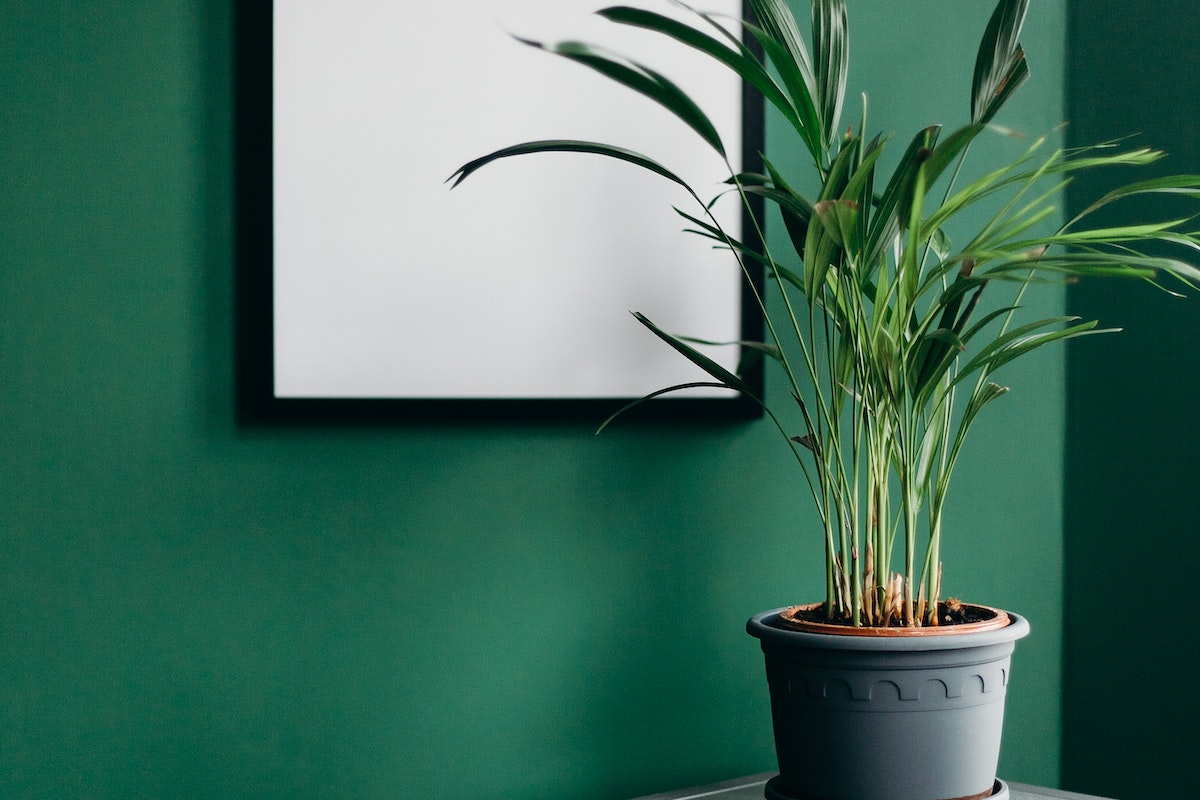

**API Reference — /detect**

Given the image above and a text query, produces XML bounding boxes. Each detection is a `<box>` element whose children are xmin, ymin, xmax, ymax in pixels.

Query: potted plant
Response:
<box><xmin>450</xmin><ymin>1</ymin><xmax>1200</xmax><ymax>798</ymax></box>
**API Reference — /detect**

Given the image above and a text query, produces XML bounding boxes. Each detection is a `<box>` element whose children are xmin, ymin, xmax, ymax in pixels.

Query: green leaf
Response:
<box><xmin>671</xmin><ymin>207</ymin><xmax>766</xmax><ymax>267</ymax></box>
<box><xmin>944</xmin><ymin>381</ymin><xmax>1012</xmax><ymax>473</ymax></box>
<box><xmin>1066</xmin><ymin>173</ymin><xmax>1200</xmax><ymax>228</ymax></box>
<box><xmin>1048</xmin><ymin>219</ymin><xmax>1193</xmax><ymax>244</ymax></box>
<box><xmin>957</xmin><ymin>304</ymin><xmax>1020</xmax><ymax>345</ymax></box>
<box><xmin>820</xmin><ymin>133</ymin><xmax>860</xmax><ymax>201</ymax></box>
<box><xmin>766</xmin><ymin>261</ymin><xmax>806</xmax><ymax>292</ymax></box>
<box><xmin>595</xmin><ymin>382</ymin><xmax>733</xmax><ymax>434</ymax></box>
<box><xmin>920</xmin><ymin>327</ymin><xmax>967</xmax><ymax>349</ymax></box>
<box><xmin>971</xmin><ymin>0</ymin><xmax>1031</xmax><ymax>125</ymax></box>
<box><xmin>910</xmin><ymin>296</ymin><xmax>1002</xmax><ymax>407</ymax></box>
<box><xmin>803</xmin><ymin>203</ymin><xmax>835</xmax><ymax>302</ymax></box>
<box><xmin>449</xmin><ymin>139</ymin><xmax>701</xmax><ymax>206</ymax></box>
<box><xmin>976</xmin><ymin>46</ymin><xmax>1028</xmax><ymax>126</ymax></box>
<box><xmin>862</xmin><ymin>125</ymin><xmax>940</xmax><ymax>271</ymax></box>
<box><xmin>802</xmin><ymin>138</ymin><xmax>866</xmax><ymax>299</ymax></box>
<box><xmin>748</xmin><ymin>0</ymin><xmax>815</xmax><ymax>91</ymax></box>
<box><xmin>956</xmin><ymin>382</ymin><xmax>1012</xmax><ymax>455</ymax></box>
<box><xmin>814</xmin><ymin>199</ymin><xmax>860</xmax><ymax>249</ymax></box>
<box><xmin>977</xmin><ymin>250</ymin><xmax>1197</xmax><ymax>283</ymax></box>
<box><xmin>745</xmin><ymin>1</ymin><xmax>823</xmax><ymax>159</ymax></box>
<box><xmin>740</xmin><ymin>184</ymin><xmax>815</xmax><ymax>225</ymax></box>
<box><xmin>837</xmin><ymin>135</ymin><xmax>886</xmax><ymax>260</ymax></box>
<box><xmin>677</xmin><ymin>335</ymin><xmax>784</xmax><ymax>377</ymax></box>
<box><xmin>631</xmin><ymin>312</ymin><xmax>752</xmax><ymax>393</ymax></box>
<box><xmin>515</xmin><ymin>37</ymin><xmax>725</xmax><ymax>156</ymax></box>
<box><xmin>760</xmin><ymin>156</ymin><xmax>815</xmax><ymax>257</ymax></box>
<box><xmin>924</xmin><ymin>123</ymin><xmax>987</xmax><ymax>186</ymax></box>
<box><xmin>812</xmin><ymin>0</ymin><xmax>849</xmax><ymax>146</ymax></box>
<box><xmin>897</xmin><ymin>157</ymin><xmax>930</xmax><ymax>318</ymax></box>
<box><xmin>735</xmin><ymin>346</ymin><xmax>775</xmax><ymax>377</ymax></box>
<box><xmin>597</xmin><ymin>5</ymin><xmax>805</xmax><ymax>138</ymax></box>
<box><xmin>954</xmin><ymin>317</ymin><xmax>1105</xmax><ymax>385</ymax></box>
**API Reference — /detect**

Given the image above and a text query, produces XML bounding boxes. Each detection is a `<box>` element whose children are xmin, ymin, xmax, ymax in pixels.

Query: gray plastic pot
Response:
<box><xmin>747</xmin><ymin>607</ymin><xmax>1030</xmax><ymax>800</ymax></box>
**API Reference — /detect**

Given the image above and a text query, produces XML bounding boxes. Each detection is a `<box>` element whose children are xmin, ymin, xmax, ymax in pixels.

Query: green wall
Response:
<box><xmin>1063</xmin><ymin>1</ymin><xmax>1200</xmax><ymax>798</ymax></box>
<box><xmin>1</xmin><ymin>2</ymin><xmax>1065</xmax><ymax>798</ymax></box>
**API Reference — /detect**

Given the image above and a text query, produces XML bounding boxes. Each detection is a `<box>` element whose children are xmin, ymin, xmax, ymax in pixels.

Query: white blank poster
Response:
<box><xmin>273</xmin><ymin>0</ymin><xmax>745</xmax><ymax>399</ymax></box>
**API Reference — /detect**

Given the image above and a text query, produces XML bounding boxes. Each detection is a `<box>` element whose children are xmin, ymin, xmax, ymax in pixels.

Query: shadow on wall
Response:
<box><xmin>1064</xmin><ymin>1</ymin><xmax>1200</xmax><ymax>798</ymax></box>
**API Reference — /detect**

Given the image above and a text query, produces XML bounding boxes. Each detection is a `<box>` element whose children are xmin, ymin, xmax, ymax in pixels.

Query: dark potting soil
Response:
<box><xmin>787</xmin><ymin>598</ymin><xmax>996</xmax><ymax>628</ymax></box>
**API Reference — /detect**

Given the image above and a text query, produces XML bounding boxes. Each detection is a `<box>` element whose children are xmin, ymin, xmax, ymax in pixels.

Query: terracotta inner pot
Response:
<box><xmin>776</xmin><ymin>601</ymin><xmax>1011</xmax><ymax>637</ymax></box>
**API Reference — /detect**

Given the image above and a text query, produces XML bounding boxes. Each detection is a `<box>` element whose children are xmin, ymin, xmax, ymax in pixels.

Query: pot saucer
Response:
<box><xmin>763</xmin><ymin>776</ymin><xmax>1010</xmax><ymax>800</ymax></box>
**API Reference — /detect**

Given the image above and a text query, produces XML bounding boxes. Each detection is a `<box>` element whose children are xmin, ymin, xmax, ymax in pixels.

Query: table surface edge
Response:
<box><xmin>626</xmin><ymin>774</ymin><xmax>1115</xmax><ymax>800</ymax></box>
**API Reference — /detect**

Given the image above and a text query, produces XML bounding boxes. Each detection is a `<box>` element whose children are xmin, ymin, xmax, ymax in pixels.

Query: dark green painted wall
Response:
<box><xmin>1063</xmin><ymin>2</ymin><xmax>1200</xmax><ymax>798</ymax></box>
<box><xmin>2</xmin><ymin>2</ymin><xmax>1065</xmax><ymax>798</ymax></box>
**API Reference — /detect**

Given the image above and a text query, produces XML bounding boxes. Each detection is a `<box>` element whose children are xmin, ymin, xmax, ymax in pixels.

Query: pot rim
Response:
<box><xmin>778</xmin><ymin>601</ymin><xmax>1010</xmax><ymax>637</ymax></box>
<box><xmin>747</xmin><ymin>605</ymin><xmax>1030</xmax><ymax>651</ymax></box>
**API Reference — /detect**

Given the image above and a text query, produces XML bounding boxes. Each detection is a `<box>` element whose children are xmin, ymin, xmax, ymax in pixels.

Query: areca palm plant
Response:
<box><xmin>450</xmin><ymin>0</ymin><xmax>1200</xmax><ymax>626</ymax></box>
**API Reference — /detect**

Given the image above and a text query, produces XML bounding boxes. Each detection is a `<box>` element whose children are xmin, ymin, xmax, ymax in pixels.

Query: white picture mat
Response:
<box><xmin>273</xmin><ymin>0</ymin><xmax>745</xmax><ymax>399</ymax></box>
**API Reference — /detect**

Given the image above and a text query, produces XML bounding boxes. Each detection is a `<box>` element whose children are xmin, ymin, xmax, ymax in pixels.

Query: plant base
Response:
<box><xmin>778</xmin><ymin>601</ymin><xmax>1010</xmax><ymax>636</ymax></box>
<box><xmin>763</xmin><ymin>776</ymin><xmax>1010</xmax><ymax>800</ymax></box>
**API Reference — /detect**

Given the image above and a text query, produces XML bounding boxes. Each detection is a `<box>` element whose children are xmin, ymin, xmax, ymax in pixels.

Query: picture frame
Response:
<box><xmin>236</xmin><ymin>1</ymin><xmax>763</xmax><ymax>422</ymax></box>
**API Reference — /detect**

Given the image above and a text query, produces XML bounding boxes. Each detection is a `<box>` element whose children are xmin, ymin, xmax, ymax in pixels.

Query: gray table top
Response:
<box><xmin>628</xmin><ymin>773</ymin><xmax>1114</xmax><ymax>800</ymax></box>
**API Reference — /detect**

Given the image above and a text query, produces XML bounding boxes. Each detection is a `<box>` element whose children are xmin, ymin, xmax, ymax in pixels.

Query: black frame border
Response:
<box><xmin>235</xmin><ymin>2</ymin><xmax>765</xmax><ymax>425</ymax></box>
